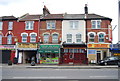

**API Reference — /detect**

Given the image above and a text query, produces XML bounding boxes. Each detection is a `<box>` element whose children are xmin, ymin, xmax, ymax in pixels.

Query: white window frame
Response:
<box><xmin>52</xmin><ymin>34</ymin><xmax>58</xmax><ymax>43</ymax></box>
<box><xmin>46</xmin><ymin>21</ymin><xmax>56</xmax><ymax>29</ymax></box>
<box><xmin>25</xmin><ymin>21</ymin><xmax>34</xmax><ymax>30</ymax></box>
<box><xmin>7</xmin><ymin>34</ymin><xmax>12</xmax><ymax>44</ymax></box>
<box><xmin>30</xmin><ymin>33</ymin><xmax>37</xmax><ymax>42</ymax></box>
<box><xmin>43</xmin><ymin>34</ymin><xmax>49</xmax><ymax>43</ymax></box>
<box><xmin>98</xmin><ymin>33</ymin><xmax>105</xmax><ymax>43</ymax></box>
<box><xmin>21</xmin><ymin>33</ymin><xmax>28</xmax><ymax>42</ymax></box>
<box><xmin>0</xmin><ymin>35</ymin><xmax>2</xmax><ymax>44</ymax></box>
<box><xmin>8</xmin><ymin>22</ymin><xmax>13</xmax><ymax>30</ymax></box>
<box><xmin>70</xmin><ymin>21</ymin><xmax>78</xmax><ymax>29</ymax></box>
<box><xmin>76</xmin><ymin>34</ymin><xmax>82</xmax><ymax>43</ymax></box>
<box><xmin>67</xmin><ymin>34</ymin><xmax>72</xmax><ymax>43</ymax></box>
<box><xmin>91</xmin><ymin>20</ymin><xmax>101</xmax><ymax>29</ymax></box>
<box><xmin>0</xmin><ymin>22</ymin><xmax>3</xmax><ymax>30</ymax></box>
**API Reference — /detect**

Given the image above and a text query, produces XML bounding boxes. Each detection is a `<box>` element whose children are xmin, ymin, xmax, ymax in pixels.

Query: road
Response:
<box><xmin>1</xmin><ymin>66</ymin><xmax>119</xmax><ymax>80</ymax></box>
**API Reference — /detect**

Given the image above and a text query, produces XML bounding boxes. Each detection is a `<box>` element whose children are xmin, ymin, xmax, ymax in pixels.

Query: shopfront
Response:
<box><xmin>110</xmin><ymin>44</ymin><xmax>120</xmax><ymax>57</ymax></box>
<box><xmin>17</xmin><ymin>43</ymin><xmax>38</xmax><ymax>64</ymax></box>
<box><xmin>87</xmin><ymin>44</ymin><xmax>110</xmax><ymax>63</ymax></box>
<box><xmin>0</xmin><ymin>45</ymin><xmax>15</xmax><ymax>63</ymax></box>
<box><xmin>60</xmin><ymin>43</ymin><xmax>87</xmax><ymax>65</ymax></box>
<box><xmin>38</xmin><ymin>45</ymin><xmax>60</xmax><ymax>64</ymax></box>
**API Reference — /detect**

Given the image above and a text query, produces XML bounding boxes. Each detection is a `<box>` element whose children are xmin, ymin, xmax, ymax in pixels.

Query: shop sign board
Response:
<box><xmin>88</xmin><ymin>44</ymin><xmax>109</xmax><ymax>48</ymax></box>
<box><xmin>0</xmin><ymin>45</ymin><xmax>15</xmax><ymax>50</ymax></box>
<box><xmin>18</xmin><ymin>43</ymin><xmax>37</xmax><ymax>48</ymax></box>
<box><xmin>39</xmin><ymin>45</ymin><xmax>60</xmax><ymax>53</ymax></box>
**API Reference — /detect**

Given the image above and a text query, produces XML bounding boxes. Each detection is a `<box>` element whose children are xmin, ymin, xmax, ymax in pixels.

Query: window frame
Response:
<box><xmin>67</xmin><ymin>34</ymin><xmax>72</xmax><ymax>43</ymax></box>
<box><xmin>25</xmin><ymin>21</ymin><xmax>34</xmax><ymax>30</ymax></box>
<box><xmin>46</xmin><ymin>21</ymin><xmax>56</xmax><ymax>29</ymax></box>
<box><xmin>98</xmin><ymin>33</ymin><xmax>105</xmax><ymax>43</ymax></box>
<box><xmin>76</xmin><ymin>34</ymin><xmax>82</xmax><ymax>43</ymax></box>
<box><xmin>91</xmin><ymin>20</ymin><xmax>101</xmax><ymax>29</ymax></box>
<box><xmin>52</xmin><ymin>34</ymin><xmax>58</xmax><ymax>43</ymax></box>
<box><xmin>89</xmin><ymin>33</ymin><xmax>95</xmax><ymax>43</ymax></box>
<box><xmin>22</xmin><ymin>34</ymin><xmax>28</xmax><ymax>42</ymax></box>
<box><xmin>30</xmin><ymin>34</ymin><xmax>36</xmax><ymax>42</ymax></box>
<box><xmin>0</xmin><ymin>35</ymin><xmax>2</xmax><ymax>44</ymax></box>
<box><xmin>7</xmin><ymin>34</ymin><xmax>12</xmax><ymax>44</ymax></box>
<box><xmin>69</xmin><ymin>21</ymin><xmax>79</xmax><ymax>29</ymax></box>
<box><xmin>43</xmin><ymin>34</ymin><xmax>49</xmax><ymax>43</ymax></box>
<box><xmin>8</xmin><ymin>22</ymin><xmax>13</xmax><ymax>30</ymax></box>
<box><xmin>0</xmin><ymin>22</ymin><xmax>3</xmax><ymax>30</ymax></box>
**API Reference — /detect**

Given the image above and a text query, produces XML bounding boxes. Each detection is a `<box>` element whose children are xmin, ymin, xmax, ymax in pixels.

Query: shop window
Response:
<box><xmin>99</xmin><ymin>33</ymin><xmax>104</xmax><ymax>42</ymax></box>
<box><xmin>8</xmin><ymin>22</ymin><xmax>13</xmax><ymax>30</ymax></box>
<box><xmin>22</xmin><ymin>34</ymin><xmax>27</xmax><ymax>42</ymax></box>
<box><xmin>67</xmin><ymin>34</ymin><xmax>72</xmax><ymax>43</ymax></box>
<box><xmin>91</xmin><ymin>20</ymin><xmax>101</xmax><ymax>29</ymax></box>
<box><xmin>89</xmin><ymin>33</ymin><xmax>95</xmax><ymax>42</ymax></box>
<box><xmin>0</xmin><ymin>22</ymin><xmax>3</xmax><ymax>30</ymax></box>
<box><xmin>76</xmin><ymin>34</ymin><xmax>81</xmax><ymax>43</ymax></box>
<box><xmin>52</xmin><ymin>34</ymin><xmax>58</xmax><ymax>43</ymax></box>
<box><xmin>25</xmin><ymin>21</ymin><xmax>34</xmax><ymax>30</ymax></box>
<box><xmin>46</xmin><ymin>21</ymin><xmax>56</xmax><ymax>29</ymax></box>
<box><xmin>7</xmin><ymin>34</ymin><xmax>12</xmax><ymax>44</ymax></box>
<box><xmin>74</xmin><ymin>49</ymin><xmax>78</xmax><ymax>53</ymax></box>
<box><xmin>64</xmin><ymin>49</ymin><xmax>68</xmax><ymax>53</ymax></box>
<box><xmin>43</xmin><ymin>34</ymin><xmax>49</xmax><ymax>43</ymax></box>
<box><xmin>70</xmin><ymin>21</ymin><xmax>78</xmax><ymax>29</ymax></box>
<box><xmin>30</xmin><ymin>34</ymin><xmax>36</xmax><ymax>42</ymax></box>
<box><xmin>69</xmin><ymin>49</ymin><xmax>74</xmax><ymax>53</ymax></box>
<box><xmin>0</xmin><ymin>35</ymin><xmax>2</xmax><ymax>44</ymax></box>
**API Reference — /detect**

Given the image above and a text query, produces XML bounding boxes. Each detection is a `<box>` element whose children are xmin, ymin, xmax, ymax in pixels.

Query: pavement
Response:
<box><xmin>1</xmin><ymin>63</ymin><xmax>119</xmax><ymax>69</ymax></box>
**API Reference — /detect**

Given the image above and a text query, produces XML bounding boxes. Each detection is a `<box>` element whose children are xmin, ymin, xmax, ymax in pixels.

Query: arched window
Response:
<box><xmin>22</xmin><ymin>34</ymin><xmax>27</xmax><ymax>42</ymax></box>
<box><xmin>7</xmin><ymin>34</ymin><xmax>12</xmax><ymax>44</ymax></box>
<box><xmin>30</xmin><ymin>34</ymin><xmax>36</xmax><ymax>42</ymax></box>
<box><xmin>67</xmin><ymin>34</ymin><xmax>72</xmax><ymax>43</ymax></box>
<box><xmin>43</xmin><ymin>34</ymin><xmax>49</xmax><ymax>43</ymax></box>
<box><xmin>52</xmin><ymin>34</ymin><xmax>58</xmax><ymax>43</ymax></box>
<box><xmin>89</xmin><ymin>33</ymin><xmax>95</xmax><ymax>42</ymax></box>
<box><xmin>76</xmin><ymin>34</ymin><xmax>81</xmax><ymax>43</ymax></box>
<box><xmin>99</xmin><ymin>33</ymin><xmax>104</xmax><ymax>42</ymax></box>
<box><xmin>0</xmin><ymin>35</ymin><xmax>2</xmax><ymax>44</ymax></box>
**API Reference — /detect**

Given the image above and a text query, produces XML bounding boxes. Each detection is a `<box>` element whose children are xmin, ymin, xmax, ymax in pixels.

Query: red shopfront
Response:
<box><xmin>60</xmin><ymin>43</ymin><xmax>88</xmax><ymax>65</ymax></box>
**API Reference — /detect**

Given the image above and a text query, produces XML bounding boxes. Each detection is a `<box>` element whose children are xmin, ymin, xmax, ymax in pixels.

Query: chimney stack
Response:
<box><xmin>84</xmin><ymin>4</ymin><xmax>88</xmax><ymax>14</ymax></box>
<box><xmin>43</xmin><ymin>5</ymin><xmax>50</xmax><ymax>17</ymax></box>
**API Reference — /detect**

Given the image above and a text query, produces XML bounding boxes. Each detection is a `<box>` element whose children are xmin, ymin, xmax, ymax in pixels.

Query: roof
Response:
<box><xmin>0</xmin><ymin>16</ymin><xmax>17</xmax><ymax>20</ymax></box>
<box><xmin>19</xmin><ymin>14</ymin><xmax>42</xmax><ymax>21</ymax></box>
<box><xmin>41</xmin><ymin>14</ymin><xmax>63</xmax><ymax>20</ymax></box>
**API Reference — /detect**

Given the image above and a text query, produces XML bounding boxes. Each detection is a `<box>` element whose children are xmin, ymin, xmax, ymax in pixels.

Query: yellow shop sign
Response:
<box><xmin>18</xmin><ymin>43</ymin><xmax>37</xmax><ymax>48</ymax></box>
<box><xmin>88</xmin><ymin>44</ymin><xmax>109</xmax><ymax>48</ymax></box>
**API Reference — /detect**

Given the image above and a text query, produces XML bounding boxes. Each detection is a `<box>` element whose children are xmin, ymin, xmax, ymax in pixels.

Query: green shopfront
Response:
<box><xmin>38</xmin><ymin>45</ymin><xmax>60</xmax><ymax>64</ymax></box>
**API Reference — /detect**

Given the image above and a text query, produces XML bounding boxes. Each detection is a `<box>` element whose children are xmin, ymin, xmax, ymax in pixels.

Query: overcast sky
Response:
<box><xmin>0</xmin><ymin>0</ymin><xmax>119</xmax><ymax>44</ymax></box>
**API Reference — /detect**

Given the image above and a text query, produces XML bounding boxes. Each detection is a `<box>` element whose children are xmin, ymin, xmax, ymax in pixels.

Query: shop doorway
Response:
<box><xmin>96</xmin><ymin>51</ymin><xmax>101</xmax><ymax>63</ymax></box>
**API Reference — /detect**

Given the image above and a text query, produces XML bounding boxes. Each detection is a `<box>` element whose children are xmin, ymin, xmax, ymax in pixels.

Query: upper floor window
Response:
<box><xmin>76</xmin><ymin>34</ymin><xmax>81</xmax><ymax>43</ymax></box>
<box><xmin>99</xmin><ymin>33</ymin><xmax>104</xmax><ymax>42</ymax></box>
<box><xmin>46</xmin><ymin>21</ymin><xmax>55</xmax><ymax>29</ymax></box>
<box><xmin>7</xmin><ymin>34</ymin><xmax>12</xmax><ymax>44</ymax></box>
<box><xmin>70</xmin><ymin>21</ymin><xmax>78</xmax><ymax>29</ymax></box>
<box><xmin>25</xmin><ymin>21</ymin><xmax>34</xmax><ymax>30</ymax></box>
<box><xmin>43</xmin><ymin>34</ymin><xmax>49</xmax><ymax>43</ymax></box>
<box><xmin>91</xmin><ymin>20</ymin><xmax>101</xmax><ymax>29</ymax></box>
<box><xmin>52</xmin><ymin>34</ymin><xmax>58</xmax><ymax>43</ymax></box>
<box><xmin>30</xmin><ymin>34</ymin><xmax>36</xmax><ymax>42</ymax></box>
<box><xmin>22</xmin><ymin>34</ymin><xmax>27</xmax><ymax>42</ymax></box>
<box><xmin>8</xmin><ymin>22</ymin><xmax>13</xmax><ymax>30</ymax></box>
<box><xmin>0</xmin><ymin>35</ymin><xmax>2</xmax><ymax>44</ymax></box>
<box><xmin>89</xmin><ymin>33</ymin><xmax>95</xmax><ymax>42</ymax></box>
<box><xmin>0</xmin><ymin>22</ymin><xmax>3</xmax><ymax>30</ymax></box>
<box><xmin>67</xmin><ymin>34</ymin><xmax>72</xmax><ymax>43</ymax></box>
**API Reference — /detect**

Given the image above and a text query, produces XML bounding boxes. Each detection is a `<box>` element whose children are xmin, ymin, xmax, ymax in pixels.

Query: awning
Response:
<box><xmin>38</xmin><ymin>45</ymin><xmax>60</xmax><ymax>53</ymax></box>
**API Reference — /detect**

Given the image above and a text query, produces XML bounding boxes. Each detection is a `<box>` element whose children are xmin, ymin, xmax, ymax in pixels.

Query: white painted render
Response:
<box><xmin>62</xmin><ymin>20</ymin><xmax>86</xmax><ymax>43</ymax></box>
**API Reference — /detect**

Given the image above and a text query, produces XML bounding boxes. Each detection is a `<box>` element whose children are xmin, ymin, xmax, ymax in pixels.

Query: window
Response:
<box><xmin>30</xmin><ymin>34</ymin><xmax>36</xmax><ymax>42</ymax></box>
<box><xmin>0</xmin><ymin>35</ymin><xmax>2</xmax><ymax>44</ymax></box>
<box><xmin>89</xmin><ymin>33</ymin><xmax>95</xmax><ymax>42</ymax></box>
<box><xmin>64</xmin><ymin>49</ymin><xmax>68</xmax><ymax>53</ymax></box>
<box><xmin>76</xmin><ymin>34</ymin><xmax>81</xmax><ymax>43</ymax></box>
<box><xmin>22</xmin><ymin>34</ymin><xmax>27</xmax><ymax>42</ymax></box>
<box><xmin>70</xmin><ymin>21</ymin><xmax>78</xmax><ymax>29</ymax></box>
<box><xmin>25</xmin><ymin>21</ymin><xmax>34</xmax><ymax>30</ymax></box>
<box><xmin>99</xmin><ymin>33</ymin><xmax>104</xmax><ymax>42</ymax></box>
<box><xmin>7</xmin><ymin>34</ymin><xmax>12</xmax><ymax>44</ymax></box>
<box><xmin>69</xmin><ymin>49</ymin><xmax>74</xmax><ymax>53</ymax></box>
<box><xmin>52</xmin><ymin>34</ymin><xmax>58</xmax><ymax>43</ymax></box>
<box><xmin>43</xmin><ymin>34</ymin><xmax>49</xmax><ymax>43</ymax></box>
<box><xmin>74</xmin><ymin>49</ymin><xmax>78</xmax><ymax>53</ymax></box>
<box><xmin>8</xmin><ymin>22</ymin><xmax>13</xmax><ymax>30</ymax></box>
<box><xmin>47</xmin><ymin>21</ymin><xmax>55</xmax><ymax>29</ymax></box>
<box><xmin>0</xmin><ymin>22</ymin><xmax>3</xmax><ymax>30</ymax></box>
<box><xmin>67</xmin><ymin>34</ymin><xmax>72</xmax><ymax>43</ymax></box>
<box><xmin>91</xmin><ymin>20</ymin><xmax>101</xmax><ymax>29</ymax></box>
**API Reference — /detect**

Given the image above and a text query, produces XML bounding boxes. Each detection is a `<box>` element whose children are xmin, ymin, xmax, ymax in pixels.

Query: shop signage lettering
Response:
<box><xmin>88</xmin><ymin>44</ymin><xmax>109</xmax><ymax>48</ymax></box>
<box><xmin>0</xmin><ymin>45</ymin><xmax>15</xmax><ymax>50</ymax></box>
<box><xmin>18</xmin><ymin>43</ymin><xmax>37</xmax><ymax>48</ymax></box>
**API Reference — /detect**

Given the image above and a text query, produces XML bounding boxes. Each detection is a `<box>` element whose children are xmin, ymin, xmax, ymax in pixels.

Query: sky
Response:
<box><xmin>0</xmin><ymin>0</ymin><xmax>119</xmax><ymax>44</ymax></box>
